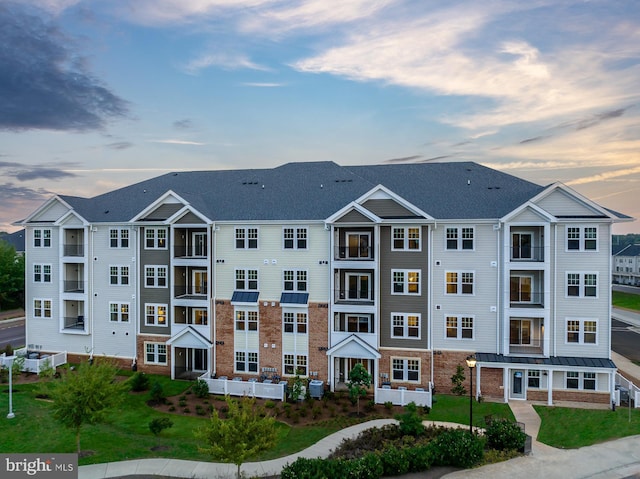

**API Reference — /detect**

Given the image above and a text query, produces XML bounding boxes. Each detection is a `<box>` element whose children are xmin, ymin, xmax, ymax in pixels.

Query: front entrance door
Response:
<box><xmin>511</xmin><ymin>370</ymin><xmax>525</xmax><ymax>399</ymax></box>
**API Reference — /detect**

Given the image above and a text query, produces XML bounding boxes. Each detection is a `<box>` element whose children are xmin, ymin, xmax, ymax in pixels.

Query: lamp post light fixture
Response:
<box><xmin>5</xmin><ymin>355</ymin><xmax>16</xmax><ymax>419</ymax></box>
<box><xmin>465</xmin><ymin>355</ymin><xmax>476</xmax><ymax>434</ymax></box>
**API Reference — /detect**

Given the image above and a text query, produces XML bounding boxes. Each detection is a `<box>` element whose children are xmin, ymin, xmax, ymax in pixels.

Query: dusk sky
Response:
<box><xmin>1</xmin><ymin>0</ymin><xmax>638</xmax><ymax>234</ymax></box>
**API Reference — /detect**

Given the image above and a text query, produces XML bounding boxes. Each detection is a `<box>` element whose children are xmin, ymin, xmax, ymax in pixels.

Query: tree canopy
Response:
<box><xmin>0</xmin><ymin>240</ymin><xmax>24</xmax><ymax>310</ymax></box>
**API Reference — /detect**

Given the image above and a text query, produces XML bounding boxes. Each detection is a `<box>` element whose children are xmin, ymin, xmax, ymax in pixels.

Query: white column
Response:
<box><xmin>547</xmin><ymin>369</ymin><xmax>553</xmax><ymax>405</ymax></box>
<box><xmin>503</xmin><ymin>368</ymin><xmax>509</xmax><ymax>403</ymax></box>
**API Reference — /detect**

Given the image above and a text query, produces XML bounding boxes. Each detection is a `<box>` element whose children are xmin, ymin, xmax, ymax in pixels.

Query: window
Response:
<box><xmin>392</xmin><ymin>358</ymin><xmax>420</xmax><ymax>382</ymax></box>
<box><xmin>34</xmin><ymin>229</ymin><xmax>51</xmax><ymax>248</ymax></box>
<box><xmin>566</xmin><ymin>272</ymin><xmax>597</xmax><ymax>298</ymax></box>
<box><xmin>391</xmin><ymin>313</ymin><xmax>421</xmax><ymax>339</ymax></box>
<box><xmin>446</xmin><ymin>315</ymin><xmax>474</xmax><ymax>339</ymax></box>
<box><xmin>145</xmin><ymin>228</ymin><xmax>167</xmax><ymax>249</ymax></box>
<box><xmin>284</xmin><ymin>312</ymin><xmax>307</xmax><ymax>334</ymax></box>
<box><xmin>193</xmin><ymin>309</ymin><xmax>208</xmax><ymax>325</ymax></box>
<box><xmin>566</xmin><ymin>371</ymin><xmax>596</xmax><ymax>390</ymax></box>
<box><xmin>345</xmin><ymin>273</ymin><xmax>371</xmax><ymax>300</ymax></box>
<box><xmin>510</xmin><ymin>275</ymin><xmax>532</xmax><ymax>303</ymax></box>
<box><xmin>236</xmin><ymin>227</ymin><xmax>258</xmax><ymax>249</ymax></box>
<box><xmin>392</xmin><ymin>227</ymin><xmax>420</xmax><ymax>251</ymax></box>
<box><xmin>566</xmin><ymin>226</ymin><xmax>598</xmax><ymax>251</ymax></box>
<box><xmin>145</xmin><ymin>304</ymin><xmax>167</xmax><ymax>326</ymax></box>
<box><xmin>283</xmin><ymin>270</ymin><xmax>307</xmax><ymax>291</ymax></box>
<box><xmin>335</xmin><ymin>314</ymin><xmax>374</xmax><ymax>333</ymax></box>
<box><xmin>283</xmin><ymin>227</ymin><xmax>308</xmax><ymax>249</ymax></box>
<box><xmin>445</xmin><ymin>271</ymin><xmax>474</xmax><ymax>295</ymax></box>
<box><xmin>110</xmin><ymin>303</ymin><xmax>130</xmax><ymax>322</ymax></box>
<box><xmin>235</xmin><ymin>310</ymin><xmax>258</xmax><ymax>331</ymax></box>
<box><xmin>392</xmin><ymin>270</ymin><xmax>420</xmax><ymax>295</ymax></box>
<box><xmin>109</xmin><ymin>229</ymin><xmax>129</xmax><ymax>248</ymax></box>
<box><xmin>510</xmin><ymin>319</ymin><xmax>531</xmax><ymax>345</ymax></box>
<box><xmin>566</xmin><ymin>319</ymin><xmax>597</xmax><ymax>344</ymax></box>
<box><xmin>33</xmin><ymin>299</ymin><xmax>52</xmax><ymax>318</ymax></box>
<box><xmin>33</xmin><ymin>264</ymin><xmax>52</xmax><ymax>283</ymax></box>
<box><xmin>235</xmin><ymin>351</ymin><xmax>258</xmax><ymax>372</ymax></box>
<box><xmin>110</xmin><ymin>265</ymin><xmax>129</xmax><ymax>285</ymax></box>
<box><xmin>236</xmin><ymin>269</ymin><xmax>258</xmax><ymax>290</ymax></box>
<box><xmin>345</xmin><ymin>232</ymin><xmax>371</xmax><ymax>258</ymax></box>
<box><xmin>145</xmin><ymin>343</ymin><xmax>167</xmax><ymax>364</ymax></box>
<box><xmin>528</xmin><ymin>370</ymin><xmax>540</xmax><ymax>388</ymax></box>
<box><xmin>145</xmin><ymin>266</ymin><xmax>167</xmax><ymax>288</ymax></box>
<box><xmin>284</xmin><ymin>354</ymin><xmax>307</xmax><ymax>376</ymax></box>
<box><xmin>446</xmin><ymin>227</ymin><xmax>474</xmax><ymax>250</ymax></box>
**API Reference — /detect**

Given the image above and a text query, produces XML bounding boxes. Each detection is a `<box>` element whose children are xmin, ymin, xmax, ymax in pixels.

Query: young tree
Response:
<box><xmin>451</xmin><ymin>364</ymin><xmax>466</xmax><ymax>396</ymax></box>
<box><xmin>347</xmin><ymin>363</ymin><xmax>372</xmax><ymax>416</ymax></box>
<box><xmin>49</xmin><ymin>360</ymin><xmax>128</xmax><ymax>453</ymax></box>
<box><xmin>195</xmin><ymin>396</ymin><xmax>277</xmax><ymax>479</ymax></box>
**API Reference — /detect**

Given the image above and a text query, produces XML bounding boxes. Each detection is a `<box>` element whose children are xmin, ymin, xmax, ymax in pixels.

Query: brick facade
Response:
<box><xmin>378</xmin><ymin>349</ymin><xmax>431</xmax><ymax>389</ymax></box>
<box><xmin>478</xmin><ymin>367</ymin><xmax>504</xmax><ymax>399</ymax></box>
<box><xmin>136</xmin><ymin>334</ymin><xmax>171</xmax><ymax>375</ymax></box>
<box><xmin>66</xmin><ymin>353</ymin><xmax>133</xmax><ymax>370</ymax></box>
<box><xmin>432</xmin><ymin>350</ymin><xmax>474</xmax><ymax>394</ymax></box>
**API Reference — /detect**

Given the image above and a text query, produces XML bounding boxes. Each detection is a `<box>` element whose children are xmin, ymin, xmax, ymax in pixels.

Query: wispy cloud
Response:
<box><xmin>149</xmin><ymin>139</ymin><xmax>206</xmax><ymax>146</ymax></box>
<box><xmin>567</xmin><ymin>166</ymin><xmax>640</xmax><ymax>187</ymax></box>
<box><xmin>106</xmin><ymin>141</ymin><xmax>133</xmax><ymax>150</ymax></box>
<box><xmin>184</xmin><ymin>52</ymin><xmax>269</xmax><ymax>74</ymax></box>
<box><xmin>0</xmin><ymin>161</ymin><xmax>77</xmax><ymax>181</ymax></box>
<box><xmin>173</xmin><ymin>119</ymin><xmax>194</xmax><ymax>130</ymax></box>
<box><xmin>241</xmin><ymin>82</ymin><xmax>285</xmax><ymax>87</ymax></box>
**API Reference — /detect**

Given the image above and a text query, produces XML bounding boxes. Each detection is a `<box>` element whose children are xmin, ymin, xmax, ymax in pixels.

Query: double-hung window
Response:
<box><xmin>566</xmin><ymin>372</ymin><xmax>596</xmax><ymax>390</ymax></box>
<box><xmin>145</xmin><ymin>343</ymin><xmax>167</xmax><ymax>364</ymax></box>
<box><xmin>528</xmin><ymin>370</ymin><xmax>541</xmax><ymax>388</ymax></box>
<box><xmin>445</xmin><ymin>271</ymin><xmax>474</xmax><ymax>295</ymax></box>
<box><xmin>284</xmin><ymin>354</ymin><xmax>307</xmax><ymax>376</ymax></box>
<box><xmin>283</xmin><ymin>312</ymin><xmax>307</xmax><ymax>334</ymax></box>
<box><xmin>392</xmin><ymin>227</ymin><xmax>421</xmax><ymax>251</ymax></box>
<box><xmin>283</xmin><ymin>270</ymin><xmax>307</xmax><ymax>291</ymax></box>
<box><xmin>109</xmin><ymin>229</ymin><xmax>129</xmax><ymax>248</ymax></box>
<box><xmin>33</xmin><ymin>264</ymin><xmax>52</xmax><ymax>283</ymax></box>
<box><xmin>566</xmin><ymin>319</ymin><xmax>597</xmax><ymax>344</ymax></box>
<box><xmin>109</xmin><ymin>303</ymin><xmax>130</xmax><ymax>322</ymax></box>
<box><xmin>566</xmin><ymin>272</ymin><xmax>597</xmax><ymax>298</ymax></box>
<box><xmin>392</xmin><ymin>358</ymin><xmax>420</xmax><ymax>382</ymax></box>
<box><xmin>566</xmin><ymin>226</ymin><xmax>598</xmax><ymax>251</ymax></box>
<box><xmin>110</xmin><ymin>265</ymin><xmax>130</xmax><ymax>285</ymax></box>
<box><xmin>235</xmin><ymin>310</ymin><xmax>258</xmax><ymax>331</ymax></box>
<box><xmin>33</xmin><ymin>299</ymin><xmax>52</xmax><ymax>318</ymax></box>
<box><xmin>236</xmin><ymin>227</ymin><xmax>258</xmax><ymax>249</ymax></box>
<box><xmin>145</xmin><ymin>304</ymin><xmax>167</xmax><ymax>326</ymax></box>
<box><xmin>392</xmin><ymin>270</ymin><xmax>420</xmax><ymax>295</ymax></box>
<box><xmin>446</xmin><ymin>315</ymin><xmax>474</xmax><ymax>339</ymax></box>
<box><xmin>236</xmin><ymin>269</ymin><xmax>258</xmax><ymax>290</ymax></box>
<box><xmin>446</xmin><ymin>227</ymin><xmax>474</xmax><ymax>250</ymax></box>
<box><xmin>391</xmin><ymin>313</ymin><xmax>421</xmax><ymax>339</ymax></box>
<box><xmin>145</xmin><ymin>228</ymin><xmax>167</xmax><ymax>249</ymax></box>
<box><xmin>34</xmin><ymin>229</ymin><xmax>51</xmax><ymax>248</ymax></box>
<box><xmin>145</xmin><ymin>266</ymin><xmax>167</xmax><ymax>287</ymax></box>
<box><xmin>283</xmin><ymin>227</ymin><xmax>307</xmax><ymax>249</ymax></box>
<box><xmin>235</xmin><ymin>351</ymin><xmax>258</xmax><ymax>372</ymax></box>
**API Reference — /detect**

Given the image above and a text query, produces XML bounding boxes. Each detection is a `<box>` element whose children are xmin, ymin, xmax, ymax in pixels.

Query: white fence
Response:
<box><xmin>615</xmin><ymin>373</ymin><xmax>640</xmax><ymax>408</ymax></box>
<box><xmin>199</xmin><ymin>374</ymin><xmax>286</xmax><ymax>401</ymax></box>
<box><xmin>0</xmin><ymin>349</ymin><xmax>67</xmax><ymax>375</ymax></box>
<box><xmin>375</xmin><ymin>386</ymin><xmax>432</xmax><ymax>407</ymax></box>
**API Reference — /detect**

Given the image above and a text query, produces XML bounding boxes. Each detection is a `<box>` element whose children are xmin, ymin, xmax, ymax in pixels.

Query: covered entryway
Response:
<box><xmin>167</xmin><ymin>326</ymin><xmax>213</xmax><ymax>380</ymax></box>
<box><xmin>327</xmin><ymin>334</ymin><xmax>381</xmax><ymax>391</ymax></box>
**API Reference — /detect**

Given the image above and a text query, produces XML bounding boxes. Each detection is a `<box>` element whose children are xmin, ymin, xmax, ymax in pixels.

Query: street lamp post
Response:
<box><xmin>5</xmin><ymin>355</ymin><xmax>16</xmax><ymax>419</ymax></box>
<box><xmin>465</xmin><ymin>355</ymin><xmax>476</xmax><ymax>434</ymax></box>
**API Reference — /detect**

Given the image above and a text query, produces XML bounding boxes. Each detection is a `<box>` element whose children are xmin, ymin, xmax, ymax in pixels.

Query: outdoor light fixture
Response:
<box><xmin>5</xmin><ymin>355</ymin><xmax>15</xmax><ymax>419</ymax></box>
<box><xmin>465</xmin><ymin>355</ymin><xmax>476</xmax><ymax>434</ymax></box>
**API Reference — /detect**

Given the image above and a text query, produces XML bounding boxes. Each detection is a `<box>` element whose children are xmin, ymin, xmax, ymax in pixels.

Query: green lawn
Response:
<box><xmin>613</xmin><ymin>291</ymin><xmax>640</xmax><ymax>311</ymax></box>
<box><xmin>535</xmin><ymin>405</ymin><xmax>640</xmax><ymax>448</ymax></box>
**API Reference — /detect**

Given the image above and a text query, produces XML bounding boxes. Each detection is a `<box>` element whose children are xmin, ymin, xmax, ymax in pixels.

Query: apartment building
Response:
<box><xmin>19</xmin><ymin>161</ymin><xmax>631</xmax><ymax>404</ymax></box>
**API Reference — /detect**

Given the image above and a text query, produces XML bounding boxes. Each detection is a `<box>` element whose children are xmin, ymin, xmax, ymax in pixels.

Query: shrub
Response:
<box><xmin>450</xmin><ymin>365</ymin><xmax>466</xmax><ymax>396</ymax></box>
<box><xmin>129</xmin><ymin>372</ymin><xmax>150</xmax><ymax>392</ymax></box>
<box><xmin>196</xmin><ymin>405</ymin><xmax>206</xmax><ymax>416</ymax></box>
<box><xmin>312</xmin><ymin>406</ymin><xmax>322</xmax><ymax>419</ymax></box>
<box><xmin>281</xmin><ymin>454</ymin><xmax>383</xmax><ymax>479</ymax></box>
<box><xmin>183</xmin><ymin>407</ymin><xmax>190</xmax><ymax>414</ymax></box>
<box><xmin>405</xmin><ymin>444</ymin><xmax>433</xmax><ymax>472</ymax></box>
<box><xmin>396</xmin><ymin>402</ymin><xmax>425</xmax><ymax>437</ymax></box>
<box><xmin>265</xmin><ymin>400</ymin><xmax>276</xmax><ymax>409</ymax></box>
<box><xmin>384</xmin><ymin>401</ymin><xmax>393</xmax><ymax>410</ymax></box>
<box><xmin>485</xmin><ymin>419</ymin><xmax>526</xmax><ymax>451</ymax></box>
<box><xmin>430</xmin><ymin>428</ymin><xmax>484</xmax><ymax>468</ymax></box>
<box><xmin>379</xmin><ymin>446</ymin><xmax>410</xmax><ymax>476</ymax></box>
<box><xmin>365</xmin><ymin>400</ymin><xmax>376</xmax><ymax>413</ymax></box>
<box><xmin>149</xmin><ymin>381</ymin><xmax>166</xmax><ymax>405</ymax></box>
<box><xmin>179</xmin><ymin>399</ymin><xmax>187</xmax><ymax>407</ymax></box>
<box><xmin>192</xmin><ymin>379</ymin><xmax>210</xmax><ymax>398</ymax></box>
<box><xmin>149</xmin><ymin>417</ymin><xmax>173</xmax><ymax>436</ymax></box>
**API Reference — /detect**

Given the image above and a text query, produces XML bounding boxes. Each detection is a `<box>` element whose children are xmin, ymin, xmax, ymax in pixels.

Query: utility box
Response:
<box><xmin>309</xmin><ymin>380</ymin><xmax>324</xmax><ymax>399</ymax></box>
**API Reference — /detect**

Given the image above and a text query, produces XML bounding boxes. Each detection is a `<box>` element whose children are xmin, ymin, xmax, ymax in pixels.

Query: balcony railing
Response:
<box><xmin>509</xmin><ymin>291</ymin><xmax>544</xmax><ymax>307</ymax></box>
<box><xmin>510</xmin><ymin>245</ymin><xmax>544</xmax><ymax>262</ymax></box>
<box><xmin>335</xmin><ymin>246</ymin><xmax>373</xmax><ymax>260</ymax></box>
<box><xmin>335</xmin><ymin>289</ymin><xmax>374</xmax><ymax>303</ymax></box>
<box><xmin>63</xmin><ymin>244</ymin><xmax>84</xmax><ymax>256</ymax></box>
<box><xmin>63</xmin><ymin>280</ymin><xmax>85</xmax><ymax>293</ymax></box>
<box><xmin>174</xmin><ymin>285</ymin><xmax>208</xmax><ymax>298</ymax></box>
<box><xmin>509</xmin><ymin>339</ymin><xmax>544</xmax><ymax>355</ymax></box>
<box><xmin>63</xmin><ymin>316</ymin><xmax>85</xmax><ymax>330</ymax></box>
<box><xmin>174</xmin><ymin>245</ymin><xmax>208</xmax><ymax>258</ymax></box>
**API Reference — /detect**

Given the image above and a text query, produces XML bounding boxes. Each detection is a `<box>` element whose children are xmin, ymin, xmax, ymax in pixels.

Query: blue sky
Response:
<box><xmin>1</xmin><ymin>0</ymin><xmax>638</xmax><ymax>233</ymax></box>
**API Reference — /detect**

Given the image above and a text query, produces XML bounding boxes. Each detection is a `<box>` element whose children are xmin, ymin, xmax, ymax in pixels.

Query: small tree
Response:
<box><xmin>149</xmin><ymin>417</ymin><xmax>174</xmax><ymax>436</ymax></box>
<box><xmin>451</xmin><ymin>364</ymin><xmax>466</xmax><ymax>396</ymax></box>
<box><xmin>289</xmin><ymin>369</ymin><xmax>306</xmax><ymax>403</ymax></box>
<box><xmin>396</xmin><ymin>401</ymin><xmax>425</xmax><ymax>436</ymax></box>
<box><xmin>49</xmin><ymin>360</ymin><xmax>128</xmax><ymax>453</ymax></box>
<box><xmin>347</xmin><ymin>363</ymin><xmax>371</xmax><ymax>416</ymax></box>
<box><xmin>195</xmin><ymin>396</ymin><xmax>277</xmax><ymax>479</ymax></box>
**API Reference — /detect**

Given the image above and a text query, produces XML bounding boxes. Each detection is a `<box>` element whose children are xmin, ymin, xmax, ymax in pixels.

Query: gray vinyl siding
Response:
<box><xmin>379</xmin><ymin>225</ymin><xmax>429</xmax><ymax>349</ymax></box>
<box><xmin>143</xmin><ymin>203</ymin><xmax>183</xmax><ymax>221</ymax></box>
<box><xmin>176</xmin><ymin>212</ymin><xmax>204</xmax><ymax>224</ymax></box>
<box><xmin>336</xmin><ymin>209</ymin><xmax>373</xmax><ymax>223</ymax></box>
<box><xmin>139</xmin><ymin>228</ymin><xmax>171</xmax><ymax>335</ymax></box>
<box><xmin>362</xmin><ymin>199</ymin><xmax>419</xmax><ymax>218</ymax></box>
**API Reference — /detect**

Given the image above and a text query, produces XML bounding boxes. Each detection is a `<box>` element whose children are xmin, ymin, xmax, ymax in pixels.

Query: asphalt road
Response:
<box><xmin>613</xmin><ymin>284</ymin><xmax>640</xmax><ymax>294</ymax></box>
<box><xmin>0</xmin><ymin>318</ymin><xmax>25</xmax><ymax>351</ymax></box>
<box><xmin>612</xmin><ymin>318</ymin><xmax>640</xmax><ymax>363</ymax></box>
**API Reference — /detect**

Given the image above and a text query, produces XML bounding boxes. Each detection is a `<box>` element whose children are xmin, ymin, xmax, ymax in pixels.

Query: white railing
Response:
<box><xmin>375</xmin><ymin>386</ymin><xmax>432</xmax><ymax>407</ymax></box>
<box><xmin>615</xmin><ymin>373</ymin><xmax>640</xmax><ymax>408</ymax></box>
<box><xmin>1</xmin><ymin>349</ymin><xmax>67</xmax><ymax>374</ymax></box>
<box><xmin>199</xmin><ymin>373</ymin><xmax>286</xmax><ymax>401</ymax></box>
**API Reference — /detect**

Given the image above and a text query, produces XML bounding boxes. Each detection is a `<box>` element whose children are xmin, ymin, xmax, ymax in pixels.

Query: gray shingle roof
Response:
<box><xmin>57</xmin><ymin>161</ymin><xmax>558</xmax><ymax>223</ymax></box>
<box><xmin>614</xmin><ymin>244</ymin><xmax>640</xmax><ymax>257</ymax></box>
<box><xmin>1</xmin><ymin>229</ymin><xmax>25</xmax><ymax>252</ymax></box>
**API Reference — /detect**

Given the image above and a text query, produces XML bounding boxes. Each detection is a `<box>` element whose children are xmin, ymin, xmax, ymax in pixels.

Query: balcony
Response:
<box><xmin>63</xmin><ymin>244</ymin><xmax>84</xmax><ymax>257</ymax></box>
<box><xmin>63</xmin><ymin>280</ymin><xmax>85</xmax><ymax>293</ymax></box>
<box><xmin>335</xmin><ymin>245</ymin><xmax>373</xmax><ymax>260</ymax></box>
<box><xmin>334</xmin><ymin>288</ymin><xmax>374</xmax><ymax>305</ymax></box>
<box><xmin>509</xmin><ymin>339</ymin><xmax>544</xmax><ymax>355</ymax></box>
<box><xmin>174</xmin><ymin>245</ymin><xmax>208</xmax><ymax>258</ymax></box>
<box><xmin>63</xmin><ymin>315</ymin><xmax>85</xmax><ymax>330</ymax></box>
<box><xmin>174</xmin><ymin>285</ymin><xmax>208</xmax><ymax>299</ymax></box>
<box><xmin>510</xmin><ymin>291</ymin><xmax>544</xmax><ymax>308</ymax></box>
<box><xmin>510</xmin><ymin>245</ymin><xmax>544</xmax><ymax>262</ymax></box>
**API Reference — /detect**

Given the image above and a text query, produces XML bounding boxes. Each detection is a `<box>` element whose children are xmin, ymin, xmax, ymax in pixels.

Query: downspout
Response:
<box><xmin>607</xmin><ymin>223</ymin><xmax>612</xmax><ymax>360</ymax></box>
<box><xmin>89</xmin><ymin>225</ymin><xmax>95</xmax><ymax>361</ymax></box>
<box><xmin>212</xmin><ymin>223</ymin><xmax>217</xmax><ymax>376</ymax></box>
<box><xmin>327</xmin><ymin>223</ymin><xmax>334</xmax><ymax>391</ymax></box>
<box><xmin>497</xmin><ymin>222</ymin><xmax>501</xmax><ymax>354</ymax></box>
<box><xmin>553</xmin><ymin>224</ymin><xmax>557</xmax><ymax>358</ymax></box>
<box><xmin>429</xmin><ymin>223</ymin><xmax>434</xmax><ymax>390</ymax></box>
<box><xmin>131</xmin><ymin>227</ymin><xmax>137</xmax><ymax>368</ymax></box>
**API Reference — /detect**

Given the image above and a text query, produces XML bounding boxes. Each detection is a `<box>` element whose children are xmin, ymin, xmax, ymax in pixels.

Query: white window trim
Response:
<box><xmin>283</xmin><ymin>310</ymin><xmax>308</xmax><ymax>335</ymax></box>
<box><xmin>109</xmin><ymin>265</ymin><xmax>130</xmax><ymax>286</ymax></box>
<box><xmin>109</xmin><ymin>228</ymin><xmax>130</xmax><ymax>249</ymax></box>
<box><xmin>235</xmin><ymin>227</ymin><xmax>259</xmax><ymax>250</ymax></box>
<box><xmin>33</xmin><ymin>298</ymin><xmax>52</xmax><ymax>318</ymax></box>
<box><xmin>334</xmin><ymin>313</ymin><xmax>374</xmax><ymax>334</ymax></box>
<box><xmin>345</xmin><ymin>272</ymin><xmax>372</xmax><ymax>300</ymax></box>
<box><xmin>145</xmin><ymin>265</ymin><xmax>168</xmax><ymax>288</ymax></box>
<box><xmin>33</xmin><ymin>228</ymin><xmax>52</xmax><ymax>248</ymax></box>
<box><xmin>234</xmin><ymin>350</ymin><xmax>259</xmax><ymax>373</ymax></box>
<box><xmin>565</xmin><ymin>225</ymin><xmax>599</xmax><ymax>253</ymax></box>
<box><xmin>283</xmin><ymin>353</ymin><xmax>308</xmax><ymax>376</ymax></box>
<box><xmin>565</xmin><ymin>318</ymin><xmax>598</xmax><ymax>345</ymax></box>
<box><xmin>445</xmin><ymin>226</ymin><xmax>475</xmax><ymax>251</ymax></box>
<box><xmin>391</xmin><ymin>226</ymin><xmax>422</xmax><ymax>252</ymax></box>
<box><xmin>391</xmin><ymin>312</ymin><xmax>421</xmax><ymax>340</ymax></box>
<box><xmin>144</xmin><ymin>303</ymin><xmax>168</xmax><ymax>327</ymax></box>
<box><xmin>283</xmin><ymin>269</ymin><xmax>308</xmax><ymax>292</ymax></box>
<box><xmin>33</xmin><ymin>264</ymin><xmax>52</xmax><ymax>283</ymax></box>
<box><xmin>445</xmin><ymin>271</ymin><xmax>475</xmax><ymax>295</ymax></box>
<box><xmin>391</xmin><ymin>357</ymin><xmax>421</xmax><ymax>383</ymax></box>
<box><xmin>566</xmin><ymin>272</ymin><xmax>598</xmax><ymax>299</ymax></box>
<box><xmin>391</xmin><ymin>269</ymin><xmax>421</xmax><ymax>295</ymax></box>
<box><xmin>235</xmin><ymin>268</ymin><xmax>259</xmax><ymax>291</ymax></box>
<box><xmin>235</xmin><ymin>308</ymin><xmax>259</xmax><ymax>332</ymax></box>
<box><xmin>145</xmin><ymin>342</ymin><xmax>167</xmax><ymax>365</ymax></box>
<box><xmin>565</xmin><ymin>371</ymin><xmax>597</xmax><ymax>390</ymax></box>
<box><xmin>144</xmin><ymin>227</ymin><xmax>168</xmax><ymax>250</ymax></box>
<box><xmin>445</xmin><ymin>314</ymin><xmax>475</xmax><ymax>340</ymax></box>
<box><xmin>282</xmin><ymin>226</ymin><xmax>308</xmax><ymax>250</ymax></box>
<box><xmin>109</xmin><ymin>302</ymin><xmax>130</xmax><ymax>323</ymax></box>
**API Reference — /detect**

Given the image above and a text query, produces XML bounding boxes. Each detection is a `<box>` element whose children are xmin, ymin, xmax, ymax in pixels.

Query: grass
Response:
<box><xmin>612</xmin><ymin>291</ymin><xmax>640</xmax><ymax>311</ymax></box>
<box><xmin>428</xmin><ymin>394</ymin><xmax>515</xmax><ymax>426</ymax></box>
<box><xmin>535</xmin><ymin>404</ymin><xmax>640</xmax><ymax>448</ymax></box>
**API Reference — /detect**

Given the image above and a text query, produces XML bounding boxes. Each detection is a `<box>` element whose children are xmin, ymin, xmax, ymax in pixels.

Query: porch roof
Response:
<box><xmin>476</xmin><ymin>353</ymin><xmax>616</xmax><ymax>369</ymax></box>
<box><xmin>231</xmin><ymin>291</ymin><xmax>259</xmax><ymax>304</ymax></box>
<box><xmin>166</xmin><ymin>326</ymin><xmax>213</xmax><ymax>349</ymax></box>
<box><xmin>280</xmin><ymin>292</ymin><xmax>309</xmax><ymax>305</ymax></box>
<box><xmin>326</xmin><ymin>334</ymin><xmax>381</xmax><ymax>359</ymax></box>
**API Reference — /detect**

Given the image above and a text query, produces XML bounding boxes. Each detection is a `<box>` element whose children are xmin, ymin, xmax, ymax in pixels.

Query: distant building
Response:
<box><xmin>17</xmin><ymin>161</ymin><xmax>633</xmax><ymax>405</ymax></box>
<box><xmin>612</xmin><ymin>244</ymin><xmax>640</xmax><ymax>286</ymax></box>
<box><xmin>1</xmin><ymin>229</ymin><xmax>25</xmax><ymax>255</ymax></box>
